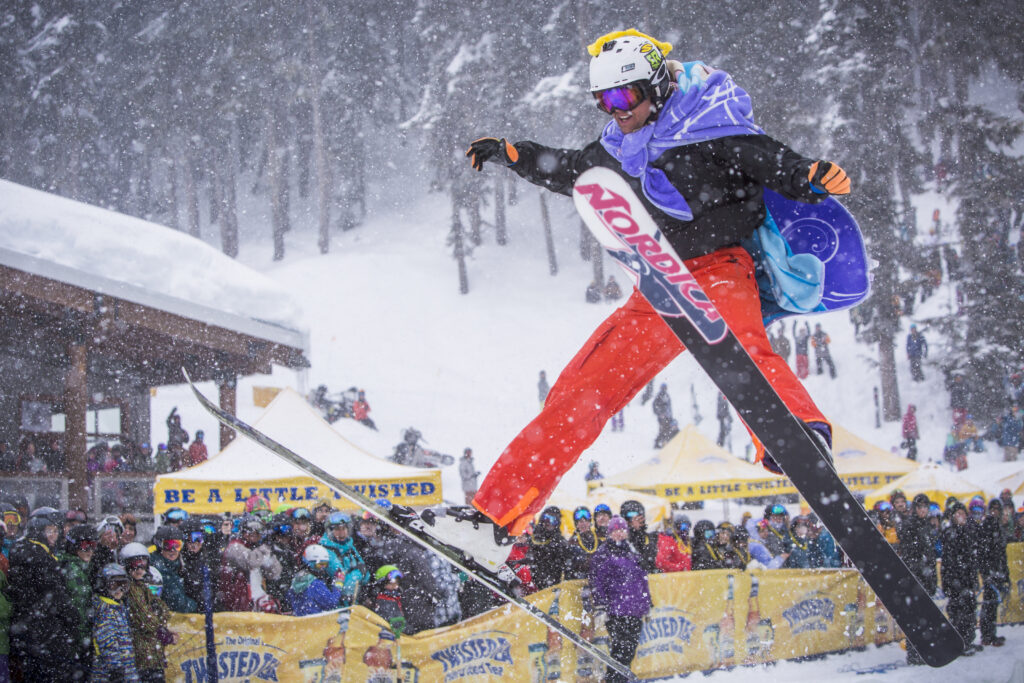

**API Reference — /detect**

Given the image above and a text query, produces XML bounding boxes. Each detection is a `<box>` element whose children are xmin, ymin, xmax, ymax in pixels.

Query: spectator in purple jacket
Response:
<box><xmin>589</xmin><ymin>515</ymin><xmax>651</xmax><ymax>683</ymax></box>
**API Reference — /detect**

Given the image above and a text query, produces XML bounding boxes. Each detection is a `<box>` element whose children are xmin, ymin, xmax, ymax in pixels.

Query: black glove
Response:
<box><xmin>466</xmin><ymin>137</ymin><xmax>518</xmax><ymax>171</ymax></box>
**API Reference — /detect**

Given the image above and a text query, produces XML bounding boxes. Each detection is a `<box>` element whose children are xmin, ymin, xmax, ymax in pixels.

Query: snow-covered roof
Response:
<box><xmin>0</xmin><ymin>179</ymin><xmax>306</xmax><ymax>350</ymax></box>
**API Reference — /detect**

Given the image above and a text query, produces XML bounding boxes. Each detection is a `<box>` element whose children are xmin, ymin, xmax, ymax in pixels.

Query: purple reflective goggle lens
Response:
<box><xmin>594</xmin><ymin>84</ymin><xmax>646</xmax><ymax>114</ymax></box>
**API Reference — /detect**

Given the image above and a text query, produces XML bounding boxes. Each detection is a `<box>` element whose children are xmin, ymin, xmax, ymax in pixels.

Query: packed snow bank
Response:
<box><xmin>0</xmin><ymin>179</ymin><xmax>304</xmax><ymax>340</ymax></box>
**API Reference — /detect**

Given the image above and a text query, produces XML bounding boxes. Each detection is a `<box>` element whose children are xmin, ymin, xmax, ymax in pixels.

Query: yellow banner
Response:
<box><xmin>152</xmin><ymin>473</ymin><xmax>442</xmax><ymax>517</ymax></box>
<box><xmin>163</xmin><ymin>544</ymin><xmax>1024</xmax><ymax>680</ymax></box>
<box><xmin>605</xmin><ymin>473</ymin><xmax>909</xmax><ymax>503</ymax></box>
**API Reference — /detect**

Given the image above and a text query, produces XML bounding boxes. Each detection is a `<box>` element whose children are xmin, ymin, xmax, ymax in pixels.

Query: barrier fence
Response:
<box><xmin>163</xmin><ymin>543</ymin><xmax>1024</xmax><ymax>681</ymax></box>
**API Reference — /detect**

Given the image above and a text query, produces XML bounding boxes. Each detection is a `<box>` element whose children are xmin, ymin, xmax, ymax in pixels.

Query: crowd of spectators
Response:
<box><xmin>0</xmin><ymin>487</ymin><xmax>1019</xmax><ymax>680</ymax></box>
<box><xmin>869</xmin><ymin>487</ymin><xmax>1021</xmax><ymax>662</ymax></box>
<box><xmin>0</xmin><ymin>408</ymin><xmax>210</xmax><ymax>480</ymax></box>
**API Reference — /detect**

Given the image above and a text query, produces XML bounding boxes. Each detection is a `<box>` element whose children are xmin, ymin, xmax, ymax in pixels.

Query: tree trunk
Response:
<box><xmin>452</xmin><ymin>193</ymin><xmax>469</xmax><ymax>294</ymax></box>
<box><xmin>309</xmin><ymin>59</ymin><xmax>332</xmax><ymax>254</ymax></box>
<box><xmin>494</xmin><ymin>179</ymin><xmax>508</xmax><ymax>246</ymax></box>
<box><xmin>267</xmin><ymin>114</ymin><xmax>286</xmax><ymax>261</ymax></box>
<box><xmin>183</xmin><ymin>146</ymin><xmax>201</xmax><ymax>238</ymax></box>
<box><xmin>591</xmin><ymin>231</ymin><xmax>604</xmax><ymax>286</ymax></box>
<box><xmin>579</xmin><ymin>222</ymin><xmax>591</xmax><ymax>261</ymax></box>
<box><xmin>878</xmin><ymin>332</ymin><xmax>901</xmax><ymax>422</ymax></box>
<box><xmin>539</xmin><ymin>192</ymin><xmax>558</xmax><ymax>276</ymax></box>
<box><xmin>220</xmin><ymin>122</ymin><xmax>240</xmax><ymax>258</ymax></box>
<box><xmin>168</xmin><ymin>155</ymin><xmax>181</xmax><ymax>231</ymax></box>
<box><xmin>469</xmin><ymin>197</ymin><xmax>482</xmax><ymax>246</ymax></box>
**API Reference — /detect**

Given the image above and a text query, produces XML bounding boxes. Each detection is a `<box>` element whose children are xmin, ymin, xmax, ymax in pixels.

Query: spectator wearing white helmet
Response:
<box><xmin>288</xmin><ymin>545</ymin><xmax>342</xmax><ymax>616</ymax></box>
<box><xmin>121</xmin><ymin>542</ymin><xmax>173</xmax><ymax>680</ymax></box>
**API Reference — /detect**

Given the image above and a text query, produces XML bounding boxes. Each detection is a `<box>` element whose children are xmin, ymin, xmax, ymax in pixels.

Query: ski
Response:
<box><xmin>572</xmin><ymin>167</ymin><xmax>964</xmax><ymax>667</ymax></box>
<box><xmin>181</xmin><ymin>370</ymin><xmax>635</xmax><ymax>681</ymax></box>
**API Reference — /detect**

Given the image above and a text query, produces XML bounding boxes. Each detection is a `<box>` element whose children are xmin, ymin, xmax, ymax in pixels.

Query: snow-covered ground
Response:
<box><xmin>148</xmin><ymin>169</ymin><xmax>1024</xmax><ymax>680</ymax></box>
<box><xmin>698</xmin><ymin>624</ymin><xmax>1024</xmax><ymax>682</ymax></box>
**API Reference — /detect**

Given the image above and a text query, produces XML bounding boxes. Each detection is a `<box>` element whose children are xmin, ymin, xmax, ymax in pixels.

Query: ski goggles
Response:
<box><xmin>2</xmin><ymin>511</ymin><xmax>21</xmax><ymax>527</ymax></box>
<box><xmin>573</xmin><ymin>509</ymin><xmax>592</xmax><ymax>522</ymax></box>
<box><xmin>593</xmin><ymin>504</ymin><xmax>612</xmax><ymax>516</ymax></box>
<box><xmin>77</xmin><ymin>540</ymin><xmax>98</xmax><ymax>551</ymax></box>
<box><xmin>874</xmin><ymin>501</ymin><xmax>893</xmax><ymax>512</ymax></box>
<box><xmin>161</xmin><ymin>538</ymin><xmax>183</xmax><ymax>552</ymax></box>
<box><xmin>384</xmin><ymin>569</ymin><xmax>403</xmax><ymax>582</ymax></box>
<box><xmin>768</xmin><ymin>504</ymin><xmax>787</xmax><ymax>516</ymax></box>
<box><xmin>147</xmin><ymin>584</ymin><xmax>163</xmax><ymax>597</ymax></box>
<box><xmin>593</xmin><ymin>83</ymin><xmax>647</xmax><ymax>114</ymax></box>
<box><xmin>623</xmin><ymin>510</ymin><xmax>643</xmax><ymax>519</ymax></box>
<box><xmin>188</xmin><ymin>531</ymin><xmax>205</xmax><ymax>543</ymax></box>
<box><xmin>290</xmin><ymin>508</ymin><xmax>312</xmax><ymax>520</ymax></box>
<box><xmin>675</xmin><ymin>521</ymin><xmax>691</xmax><ymax>534</ymax></box>
<box><xmin>126</xmin><ymin>557</ymin><xmax>149</xmax><ymax>572</ymax></box>
<box><xmin>165</xmin><ymin>509</ymin><xmax>189</xmax><ymax>523</ymax></box>
<box><xmin>327</xmin><ymin>512</ymin><xmax>352</xmax><ymax>528</ymax></box>
<box><xmin>540</xmin><ymin>512</ymin><xmax>561</xmax><ymax>527</ymax></box>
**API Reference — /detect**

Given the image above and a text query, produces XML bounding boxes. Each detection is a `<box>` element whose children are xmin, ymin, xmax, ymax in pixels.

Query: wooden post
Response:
<box><xmin>217</xmin><ymin>375</ymin><xmax>237</xmax><ymax>450</ymax></box>
<box><xmin>65</xmin><ymin>343</ymin><xmax>89</xmax><ymax>511</ymax></box>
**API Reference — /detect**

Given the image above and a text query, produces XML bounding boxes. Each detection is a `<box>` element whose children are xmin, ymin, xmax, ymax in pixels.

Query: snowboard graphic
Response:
<box><xmin>762</xmin><ymin>189</ymin><xmax>870</xmax><ymax>324</ymax></box>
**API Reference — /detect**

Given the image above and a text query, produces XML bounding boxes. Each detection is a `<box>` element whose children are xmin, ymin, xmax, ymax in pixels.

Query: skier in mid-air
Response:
<box><xmin>379</xmin><ymin>31</ymin><xmax>847</xmax><ymax>581</ymax></box>
<box><xmin>459</xmin><ymin>29</ymin><xmax>850</xmax><ymax>547</ymax></box>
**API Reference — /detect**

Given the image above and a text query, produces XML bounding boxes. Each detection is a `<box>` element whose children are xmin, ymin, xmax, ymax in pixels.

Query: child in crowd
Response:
<box><xmin>91</xmin><ymin>563</ymin><xmax>140</xmax><ymax>682</ymax></box>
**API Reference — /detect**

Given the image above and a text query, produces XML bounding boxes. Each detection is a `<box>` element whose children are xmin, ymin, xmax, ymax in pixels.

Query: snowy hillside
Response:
<box><xmin>151</xmin><ymin>171</ymin><xmax>1020</xmax><ymax>510</ymax></box>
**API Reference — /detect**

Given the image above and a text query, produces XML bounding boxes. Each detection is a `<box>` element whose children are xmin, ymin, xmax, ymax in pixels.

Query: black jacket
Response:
<box><xmin>940</xmin><ymin>522</ymin><xmax>979</xmax><ymax>595</ymax></box>
<box><xmin>509</xmin><ymin>135</ymin><xmax>824</xmax><ymax>261</ymax></box>
<box><xmin>628</xmin><ymin>527</ymin><xmax>660</xmax><ymax>573</ymax></box>
<box><xmin>897</xmin><ymin>514</ymin><xmax>938</xmax><ymax>595</ymax></box>
<box><xmin>529</xmin><ymin>533</ymin><xmax>570</xmax><ymax>590</ymax></box>
<box><xmin>8</xmin><ymin>537</ymin><xmax>79</xmax><ymax>661</ymax></box>
<box><xmin>692</xmin><ymin>541</ymin><xmax>746</xmax><ymax>571</ymax></box>
<box><xmin>977</xmin><ymin>516</ymin><xmax>1009</xmax><ymax>585</ymax></box>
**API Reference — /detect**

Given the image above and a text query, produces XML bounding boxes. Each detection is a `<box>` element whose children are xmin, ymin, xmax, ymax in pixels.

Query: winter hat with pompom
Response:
<box><xmin>607</xmin><ymin>515</ymin><xmax>628</xmax><ymax>532</ymax></box>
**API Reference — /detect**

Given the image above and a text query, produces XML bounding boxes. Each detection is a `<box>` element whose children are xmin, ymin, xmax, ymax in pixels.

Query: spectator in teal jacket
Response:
<box><xmin>149</xmin><ymin>526</ymin><xmax>197</xmax><ymax>613</ymax></box>
<box><xmin>807</xmin><ymin>514</ymin><xmax>841</xmax><ymax>568</ymax></box>
<box><xmin>320</xmin><ymin>512</ymin><xmax>369</xmax><ymax>607</ymax></box>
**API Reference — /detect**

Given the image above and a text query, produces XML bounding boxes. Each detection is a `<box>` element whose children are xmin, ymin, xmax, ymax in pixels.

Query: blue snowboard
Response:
<box><xmin>760</xmin><ymin>189</ymin><xmax>870</xmax><ymax>324</ymax></box>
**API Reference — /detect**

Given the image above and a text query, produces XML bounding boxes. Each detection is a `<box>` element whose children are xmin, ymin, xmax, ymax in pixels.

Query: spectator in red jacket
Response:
<box><xmin>902</xmin><ymin>404</ymin><xmax>919</xmax><ymax>461</ymax></box>
<box><xmin>351</xmin><ymin>390</ymin><xmax>377</xmax><ymax>430</ymax></box>
<box><xmin>186</xmin><ymin>430</ymin><xmax>209</xmax><ymax>467</ymax></box>
<box><xmin>656</xmin><ymin>514</ymin><xmax>692</xmax><ymax>572</ymax></box>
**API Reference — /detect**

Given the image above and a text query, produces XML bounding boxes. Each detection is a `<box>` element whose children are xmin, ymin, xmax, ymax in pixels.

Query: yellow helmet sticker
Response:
<box><xmin>587</xmin><ymin>28</ymin><xmax>673</xmax><ymax>58</ymax></box>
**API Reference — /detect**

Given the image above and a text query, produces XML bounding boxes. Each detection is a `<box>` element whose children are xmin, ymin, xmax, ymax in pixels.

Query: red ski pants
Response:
<box><xmin>473</xmin><ymin>247</ymin><xmax>829</xmax><ymax>534</ymax></box>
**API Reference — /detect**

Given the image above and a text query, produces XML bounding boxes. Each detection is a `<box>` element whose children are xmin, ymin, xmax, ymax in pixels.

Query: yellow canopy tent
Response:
<box><xmin>590</xmin><ymin>423</ymin><xmax>921</xmax><ymax>504</ymax></box>
<box><xmin>863</xmin><ymin>462</ymin><xmax>986</xmax><ymax>509</ymax></box>
<box><xmin>153</xmin><ymin>389</ymin><xmax>442</xmax><ymax>516</ymax></box>
<box><xmin>545</xmin><ymin>484</ymin><xmax>672</xmax><ymax>537</ymax></box>
<box><xmin>994</xmin><ymin>468</ymin><xmax>1024</xmax><ymax>498</ymax></box>
<box><xmin>590</xmin><ymin>425</ymin><xmax>790</xmax><ymax>503</ymax></box>
<box><xmin>830</xmin><ymin>423</ymin><xmax>918</xmax><ymax>490</ymax></box>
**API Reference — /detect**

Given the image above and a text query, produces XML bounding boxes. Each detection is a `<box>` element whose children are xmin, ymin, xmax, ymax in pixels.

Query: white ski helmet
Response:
<box><xmin>303</xmin><ymin>544</ymin><xmax>330</xmax><ymax>567</ymax></box>
<box><xmin>587</xmin><ymin>29</ymin><xmax>673</xmax><ymax>112</ymax></box>
<box><xmin>119</xmin><ymin>542</ymin><xmax>150</xmax><ymax>563</ymax></box>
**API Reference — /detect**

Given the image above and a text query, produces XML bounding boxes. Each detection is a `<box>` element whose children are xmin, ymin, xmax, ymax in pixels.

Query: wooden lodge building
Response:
<box><xmin>0</xmin><ymin>180</ymin><xmax>309</xmax><ymax>512</ymax></box>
